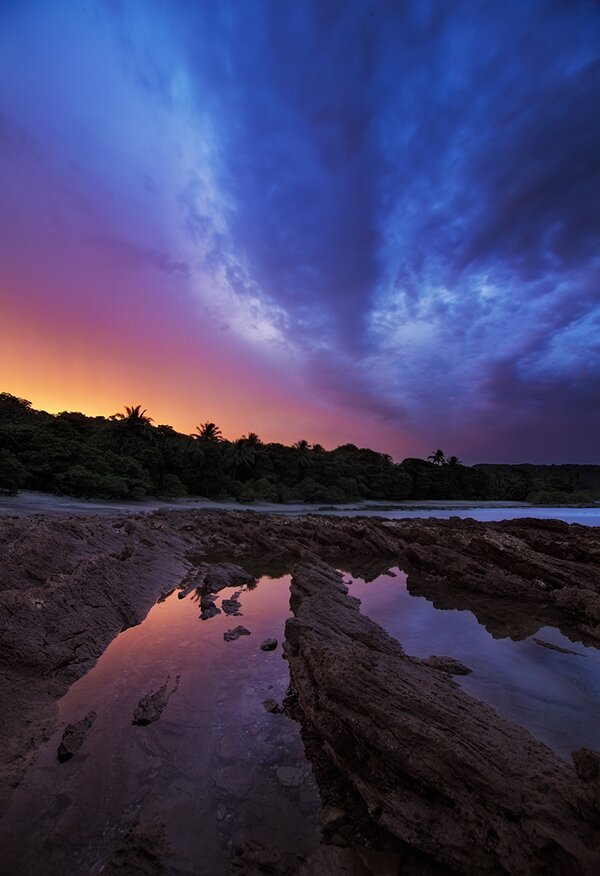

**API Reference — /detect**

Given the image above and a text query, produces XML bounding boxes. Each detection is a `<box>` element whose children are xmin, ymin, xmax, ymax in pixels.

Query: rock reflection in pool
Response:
<box><xmin>0</xmin><ymin>574</ymin><xmax>320</xmax><ymax>876</ymax></box>
<box><xmin>348</xmin><ymin>568</ymin><xmax>600</xmax><ymax>759</ymax></box>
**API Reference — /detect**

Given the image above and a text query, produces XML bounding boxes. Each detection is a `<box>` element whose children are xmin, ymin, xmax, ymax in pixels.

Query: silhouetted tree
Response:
<box><xmin>196</xmin><ymin>422</ymin><xmax>222</xmax><ymax>442</ymax></box>
<box><xmin>428</xmin><ymin>449</ymin><xmax>446</xmax><ymax>466</ymax></box>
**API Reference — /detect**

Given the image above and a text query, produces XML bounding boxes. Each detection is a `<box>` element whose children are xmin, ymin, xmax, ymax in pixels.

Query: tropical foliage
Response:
<box><xmin>0</xmin><ymin>393</ymin><xmax>596</xmax><ymax>504</ymax></box>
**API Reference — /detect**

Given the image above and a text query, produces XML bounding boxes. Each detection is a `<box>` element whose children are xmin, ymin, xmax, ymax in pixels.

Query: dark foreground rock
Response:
<box><xmin>284</xmin><ymin>562</ymin><xmax>600</xmax><ymax>875</ymax></box>
<box><xmin>421</xmin><ymin>655</ymin><xmax>472</xmax><ymax>675</ymax></box>
<box><xmin>57</xmin><ymin>710</ymin><xmax>96</xmax><ymax>762</ymax></box>
<box><xmin>132</xmin><ymin>675</ymin><xmax>180</xmax><ymax>725</ymax></box>
<box><xmin>2</xmin><ymin>507</ymin><xmax>600</xmax><ymax>823</ymax></box>
<box><xmin>260</xmin><ymin>638</ymin><xmax>278</xmax><ymax>651</ymax></box>
<box><xmin>224</xmin><ymin>625</ymin><xmax>251</xmax><ymax>642</ymax></box>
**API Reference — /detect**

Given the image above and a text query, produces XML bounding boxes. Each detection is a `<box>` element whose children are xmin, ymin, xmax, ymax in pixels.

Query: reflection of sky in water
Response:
<box><xmin>0</xmin><ymin>575</ymin><xmax>320</xmax><ymax>876</ymax></box>
<box><xmin>349</xmin><ymin>570</ymin><xmax>600</xmax><ymax>759</ymax></box>
<box><xmin>326</xmin><ymin>507</ymin><xmax>600</xmax><ymax>525</ymax></box>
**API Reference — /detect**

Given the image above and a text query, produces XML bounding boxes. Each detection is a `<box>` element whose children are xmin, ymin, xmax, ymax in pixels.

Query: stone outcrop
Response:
<box><xmin>1</xmin><ymin>507</ymin><xmax>600</xmax><ymax>823</ymax></box>
<box><xmin>284</xmin><ymin>562</ymin><xmax>600</xmax><ymax>875</ymax></box>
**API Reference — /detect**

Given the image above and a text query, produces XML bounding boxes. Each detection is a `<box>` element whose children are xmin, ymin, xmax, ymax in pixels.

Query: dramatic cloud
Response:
<box><xmin>1</xmin><ymin>0</ymin><xmax>599</xmax><ymax>460</ymax></box>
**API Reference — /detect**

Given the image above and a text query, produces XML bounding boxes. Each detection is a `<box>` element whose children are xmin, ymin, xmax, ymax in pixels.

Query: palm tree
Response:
<box><xmin>294</xmin><ymin>439</ymin><xmax>312</xmax><ymax>469</ymax></box>
<box><xmin>225</xmin><ymin>438</ymin><xmax>256</xmax><ymax>479</ymax></box>
<box><xmin>109</xmin><ymin>404</ymin><xmax>153</xmax><ymax>452</ymax></box>
<box><xmin>243</xmin><ymin>432</ymin><xmax>262</xmax><ymax>447</ymax></box>
<box><xmin>196</xmin><ymin>422</ymin><xmax>222</xmax><ymax>443</ymax></box>
<box><xmin>447</xmin><ymin>455</ymin><xmax>462</xmax><ymax>466</ymax></box>
<box><xmin>428</xmin><ymin>449</ymin><xmax>446</xmax><ymax>466</ymax></box>
<box><xmin>113</xmin><ymin>404</ymin><xmax>153</xmax><ymax>426</ymax></box>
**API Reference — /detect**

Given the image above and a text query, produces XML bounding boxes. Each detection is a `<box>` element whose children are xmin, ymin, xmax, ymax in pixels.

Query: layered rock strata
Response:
<box><xmin>284</xmin><ymin>562</ymin><xmax>600</xmax><ymax>875</ymax></box>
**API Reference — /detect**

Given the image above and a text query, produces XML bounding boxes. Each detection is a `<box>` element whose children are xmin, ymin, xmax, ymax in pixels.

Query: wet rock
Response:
<box><xmin>421</xmin><ymin>655</ymin><xmax>472</xmax><ymax>675</ymax></box>
<box><xmin>224</xmin><ymin>625</ymin><xmax>251</xmax><ymax>642</ymax></box>
<box><xmin>284</xmin><ymin>562</ymin><xmax>600</xmax><ymax>874</ymax></box>
<box><xmin>276</xmin><ymin>766</ymin><xmax>305</xmax><ymax>787</ymax></box>
<box><xmin>319</xmin><ymin>804</ymin><xmax>345</xmax><ymax>831</ymax></box>
<box><xmin>195</xmin><ymin>562</ymin><xmax>256</xmax><ymax>592</ymax></box>
<box><xmin>102</xmin><ymin>818</ymin><xmax>170</xmax><ymax>875</ymax></box>
<box><xmin>4</xmin><ymin>507</ymin><xmax>600</xmax><ymax>822</ymax></box>
<box><xmin>534</xmin><ymin>637</ymin><xmax>582</xmax><ymax>655</ymax></box>
<box><xmin>260</xmin><ymin>638</ymin><xmax>278</xmax><ymax>651</ymax></box>
<box><xmin>221</xmin><ymin>592</ymin><xmax>242</xmax><ymax>615</ymax></box>
<box><xmin>572</xmin><ymin>747</ymin><xmax>600</xmax><ymax>782</ymax></box>
<box><xmin>200</xmin><ymin>592</ymin><xmax>221</xmax><ymax>620</ymax></box>
<box><xmin>132</xmin><ymin>675</ymin><xmax>180</xmax><ymax>725</ymax></box>
<box><xmin>57</xmin><ymin>710</ymin><xmax>96</xmax><ymax>763</ymax></box>
<box><xmin>262</xmin><ymin>698</ymin><xmax>283</xmax><ymax>714</ymax></box>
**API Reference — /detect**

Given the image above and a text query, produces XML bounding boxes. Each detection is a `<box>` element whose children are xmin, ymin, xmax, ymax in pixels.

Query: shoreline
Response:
<box><xmin>2</xmin><ymin>489</ymin><xmax>598</xmax><ymax>518</ymax></box>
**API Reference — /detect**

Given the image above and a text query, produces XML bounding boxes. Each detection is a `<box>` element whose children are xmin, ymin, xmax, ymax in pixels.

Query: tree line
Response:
<box><xmin>0</xmin><ymin>393</ymin><xmax>596</xmax><ymax>504</ymax></box>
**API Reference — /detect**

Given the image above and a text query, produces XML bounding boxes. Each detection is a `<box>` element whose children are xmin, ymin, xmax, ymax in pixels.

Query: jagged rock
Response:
<box><xmin>132</xmin><ymin>675</ymin><xmax>180</xmax><ymax>725</ymax></box>
<box><xmin>57</xmin><ymin>710</ymin><xmax>96</xmax><ymax>762</ymax></box>
<box><xmin>572</xmin><ymin>748</ymin><xmax>600</xmax><ymax>782</ymax></box>
<box><xmin>421</xmin><ymin>655</ymin><xmax>472</xmax><ymax>675</ymax></box>
<box><xmin>260</xmin><ymin>638</ymin><xmax>278</xmax><ymax>651</ymax></box>
<box><xmin>200</xmin><ymin>592</ymin><xmax>221</xmax><ymax>620</ymax></box>
<box><xmin>284</xmin><ymin>562</ymin><xmax>600</xmax><ymax>875</ymax></box>
<box><xmin>223</xmin><ymin>625</ymin><xmax>250</xmax><ymax>642</ymax></box>
<box><xmin>221</xmin><ymin>592</ymin><xmax>242</xmax><ymax>615</ymax></box>
<box><xmin>534</xmin><ymin>637</ymin><xmax>582</xmax><ymax>655</ymax></box>
<box><xmin>319</xmin><ymin>805</ymin><xmax>345</xmax><ymax>831</ymax></box>
<box><xmin>4</xmin><ymin>508</ymin><xmax>600</xmax><ymax>822</ymax></box>
<box><xmin>194</xmin><ymin>562</ymin><xmax>256</xmax><ymax>592</ymax></box>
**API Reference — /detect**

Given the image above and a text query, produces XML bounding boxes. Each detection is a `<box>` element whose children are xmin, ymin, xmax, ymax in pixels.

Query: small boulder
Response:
<box><xmin>224</xmin><ymin>625</ymin><xmax>251</xmax><ymax>642</ymax></box>
<box><xmin>222</xmin><ymin>592</ymin><xmax>243</xmax><ymax>615</ymax></box>
<box><xmin>57</xmin><ymin>710</ymin><xmax>97</xmax><ymax>763</ymax></box>
<box><xmin>200</xmin><ymin>593</ymin><xmax>221</xmax><ymax>621</ymax></box>
<box><xmin>133</xmin><ymin>675</ymin><xmax>180</xmax><ymax>725</ymax></box>
<box><xmin>260</xmin><ymin>638</ymin><xmax>278</xmax><ymax>652</ymax></box>
<box><xmin>262</xmin><ymin>698</ymin><xmax>283</xmax><ymax>714</ymax></box>
<box><xmin>422</xmin><ymin>655</ymin><xmax>472</xmax><ymax>676</ymax></box>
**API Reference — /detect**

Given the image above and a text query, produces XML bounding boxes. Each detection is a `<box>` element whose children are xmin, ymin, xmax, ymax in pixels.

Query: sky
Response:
<box><xmin>1</xmin><ymin>0</ymin><xmax>599</xmax><ymax>463</ymax></box>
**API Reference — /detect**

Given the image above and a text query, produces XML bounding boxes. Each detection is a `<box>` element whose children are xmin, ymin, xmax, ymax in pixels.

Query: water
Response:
<box><xmin>0</xmin><ymin>575</ymin><xmax>320</xmax><ymax>876</ymax></box>
<box><xmin>350</xmin><ymin>570</ymin><xmax>600</xmax><ymax>758</ymax></box>
<box><xmin>3</xmin><ymin>491</ymin><xmax>600</xmax><ymax>527</ymax></box>
<box><xmin>319</xmin><ymin>505</ymin><xmax>600</xmax><ymax>526</ymax></box>
<box><xmin>1</xmin><ymin>567</ymin><xmax>599</xmax><ymax>874</ymax></box>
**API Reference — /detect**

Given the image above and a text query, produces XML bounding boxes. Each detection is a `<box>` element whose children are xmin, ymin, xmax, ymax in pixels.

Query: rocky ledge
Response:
<box><xmin>284</xmin><ymin>562</ymin><xmax>600</xmax><ymax>875</ymax></box>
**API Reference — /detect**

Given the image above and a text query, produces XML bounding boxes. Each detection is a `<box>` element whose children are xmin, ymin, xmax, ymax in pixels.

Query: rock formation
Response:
<box><xmin>284</xmin><ymin>562</ymin><xmax>600</xmax><ymax>874</ymax></box>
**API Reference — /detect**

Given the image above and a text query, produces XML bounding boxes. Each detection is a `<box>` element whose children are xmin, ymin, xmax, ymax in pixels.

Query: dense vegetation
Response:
<box><xmin>0</xmin><ymin>393</ymin><xmax>597</xmax><ymax>504</ymax></box>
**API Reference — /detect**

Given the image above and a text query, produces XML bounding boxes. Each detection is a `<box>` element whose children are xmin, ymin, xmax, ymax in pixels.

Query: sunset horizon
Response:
<box><xmin>2</xmin><ymin>1</ymin><xmax>599</xmax><ymax>464</ymax></box>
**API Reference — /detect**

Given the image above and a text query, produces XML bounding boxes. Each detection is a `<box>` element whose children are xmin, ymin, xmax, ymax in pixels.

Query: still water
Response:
<box><xmin>1</xmin><ymin>567</ymin><xmax>598</xmax><ymax>874</ymax></box>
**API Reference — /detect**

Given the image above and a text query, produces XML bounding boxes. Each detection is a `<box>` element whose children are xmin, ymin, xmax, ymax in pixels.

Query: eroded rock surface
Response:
<box><xmin>2</xmin><ymin>507</ymin><xmax>600</xmax><ymax>825</ymax></box>
<box><xmin>284</xmin><ymin>562</ymin><xmax>600</xmax><ymax>875</ymax></box>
